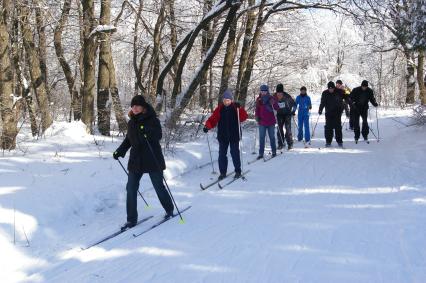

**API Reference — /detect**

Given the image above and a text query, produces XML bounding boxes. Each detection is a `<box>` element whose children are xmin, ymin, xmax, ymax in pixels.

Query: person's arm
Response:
<box><xmin>205</xmin><ymin>105</ymin><xmax>222</xmax><ymax>129</ymax></box>
<box><xmin>238</xmin><ymin>106</ymin><xmax>249</xmax><ymax>123</ymax></box>
<box><xmin>369</xmin><ymin>89</ymin><xmax>379</xmax><ymax>107</ymax></box>
<box><xmin>318</xmin><ymin>92</ymin><xmax>325</xmax><ymax>114</ymax></box>
<box><xmin>114</xmin><ymin>135</ymin><xmax>131</xmax><ymax>159</ymax></box>
<box><xmin>271</xmin><ymin>96</ymin><xmax>280</xmax><ymax>111</ymax></box>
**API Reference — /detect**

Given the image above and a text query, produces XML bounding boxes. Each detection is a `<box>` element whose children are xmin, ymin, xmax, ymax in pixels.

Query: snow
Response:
<box><xmin>89</xmin><ymin>25</ymin><xmax>117</xmax><ymax>38</ymax></box>
<box><xmin>1</xmin><ymin>107</ymin><xmax>426</xmax><ymax>282</ymax></box>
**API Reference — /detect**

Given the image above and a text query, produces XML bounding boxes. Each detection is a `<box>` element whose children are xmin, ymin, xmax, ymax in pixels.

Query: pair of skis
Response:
<box><xmin>82</xmin><ymin>206</ymin><xmax>191</xmax><ymax>250</ymax></box>
<box><xmin>200</xmin><ymin>170</ymin><xmax>249</xmax><ymax>190</ymax></box>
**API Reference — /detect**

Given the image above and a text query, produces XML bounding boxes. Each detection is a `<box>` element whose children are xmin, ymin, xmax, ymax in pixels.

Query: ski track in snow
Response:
<box><xmin>1</xmin><ymin>108</ymin><xmax>426</xmax><ymax>283</ymax></box>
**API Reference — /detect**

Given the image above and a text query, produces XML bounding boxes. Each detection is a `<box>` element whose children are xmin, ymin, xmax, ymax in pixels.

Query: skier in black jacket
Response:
<box><xmin>318</xmin><ymin>81</ymin><xmax>350</xmax><ymax>147</ymax></box>
<box><xmin>114</xmin><ymin>95</ymin><xmax>174</xmax><ymax>230</ymax></box>
<box><xmin>274</xmin><ymin>84</ymin><xmax>295</xmax><ymax>150</ymax></box>
<box><xmin>350</xmin><ymin>80</ymin><xmax>378</xmax><ymax>142</ymax></box>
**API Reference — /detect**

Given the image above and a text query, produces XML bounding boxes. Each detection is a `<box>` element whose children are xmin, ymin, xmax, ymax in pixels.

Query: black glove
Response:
<box><xmin>373</xmin><ymin>103</ymin><xmax>379</xmax><ymax>107</ymax></box>
<box><xmin>234</xmin><ymin>102</ymin><xmax>241</xmax><ymax>108</ymax></box>
<box><xmin>255</xmin><ymin>116</ymin><xmax>261</xmax><ymax>122</ymax></box>
<box><xmin>291</xmin><ymin>111</ymin><xmax>296</xmax><ymax>116</ymax></box>
<box><xmin>318</xmin><ymin>110</ymin><xmax>322</xmax><ymax>115</ymax></box>
<box><xmin>113</xmin><ymin>149</ymin><xmax>125</xmax><ymax>160</ymax></box>
<box><xmin>203</xmin><ymin>126</ymin><xmax>209</xmax><ymax>133</ymax></box>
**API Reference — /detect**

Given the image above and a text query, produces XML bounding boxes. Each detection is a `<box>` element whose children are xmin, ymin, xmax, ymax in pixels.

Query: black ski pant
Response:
<box><xmin>353</xmin><ymin>108</ymin><xmax>369</xmax><ymax>140</ymax></box>
<box><xmin>218</xmin><ymin>140</ymin><xmax>241</xmax><ymax>175</ymax></box>
<box><xmin>126</xmin><ymin>171</ymin><xmax>174</xmax><ymax>223</ymax></box>
<box><xmin>324</xmin><ymin>112</ymin><xmax>343</xmax><ymax>144</ymax></box>
<box><xmin>276</xmin><ymin>115</ymin><xmax>293</xmax><ymax>147</ymax></box>
<box><xmin>349</xmin><ymin>105</ymin><xmax>355</xmax><ymax>130</ymax></box>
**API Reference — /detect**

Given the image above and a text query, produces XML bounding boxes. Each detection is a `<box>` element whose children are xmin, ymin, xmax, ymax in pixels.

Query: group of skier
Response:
<box><xmin>203</xmin><ymin>80</ymin><xmax>378</xmax><ymax>180</ymax></box>
<box><xmin>113</xmin><ymin>79</ymin><xmax>378</xmax><ymax>229</ymax></box>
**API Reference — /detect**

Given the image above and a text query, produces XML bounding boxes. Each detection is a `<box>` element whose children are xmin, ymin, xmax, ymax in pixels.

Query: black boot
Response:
<box><xmin>218</xmin><ymin>174</ymin><xmax>226</xmax><ymax>181</ymax></box>
<box><xmin>121</xmin><ymin>221</ymin><xmax>136</xmax><ymax>231</ymax></box>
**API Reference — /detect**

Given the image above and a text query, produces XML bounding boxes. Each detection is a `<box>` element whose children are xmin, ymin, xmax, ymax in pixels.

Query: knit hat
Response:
<box><xmin>276</xmin><ymin>84</ymin><xmax>284</xmax><ymax>93</ymax></box>
<box><xmin>327</xmin><ymin>81</ymin><xmax>335</xmax><ymax>89</ymax></box>
<box><xmin>336</xmin><ymin>79</ymin><xmax>343</xmax><ymax>85</ymax></box>
<box><xmin>260</xmin><ymin>84</ymin><xmax>269</xmax><ymax>92</ymax></box>
<box><xmin>300</xmin><ymin>86</ymin><xmax>307</xmax><ymax>91</ymax></box>
<box><xmin>131</xmin><ymin>95</ymin><xmax>146</xmax><ymax>107</ymax></box>
<box><xmin>223</xmin><ymin>89</ymin><xmax>233</xmax><ymax>100</ymax></box>
<box><xmin>361</xmin><ymin>80</ymin><xmax>369</xmax><ymax>87</ymax></box>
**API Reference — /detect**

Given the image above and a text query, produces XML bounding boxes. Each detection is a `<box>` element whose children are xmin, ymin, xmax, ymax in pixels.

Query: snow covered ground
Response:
<box><xmin>1</xmin><ymin>106</ymin><xmax>425</xmax><ymax>283</ymax></box>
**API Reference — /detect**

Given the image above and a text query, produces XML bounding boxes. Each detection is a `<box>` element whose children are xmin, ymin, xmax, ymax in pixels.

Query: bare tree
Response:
<box><xmin>20</xmin><ymin>0</ymin><xmax>52</xmax><ymax>133</ymax></box>
<box><xmin>0</xmin><ymin>0</ymin><xmax>17</xmax><ymax>149</ymax></box>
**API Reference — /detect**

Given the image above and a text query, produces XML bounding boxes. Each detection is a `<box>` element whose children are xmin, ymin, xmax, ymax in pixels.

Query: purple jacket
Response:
<box><xmin>255</xmin><ymin>94</ymin><xmax>279</xmax><ymax>126</ymax></box>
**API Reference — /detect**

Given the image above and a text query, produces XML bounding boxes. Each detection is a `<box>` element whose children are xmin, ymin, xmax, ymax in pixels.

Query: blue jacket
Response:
<box><xmin>294</xmin><ymin>94</ymin><xmax>312</xmax><ymax>116</ymax></box>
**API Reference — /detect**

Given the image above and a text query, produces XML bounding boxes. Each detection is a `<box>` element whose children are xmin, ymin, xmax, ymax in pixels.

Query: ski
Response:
<box><xmin>200</xmin><ymin>171</ymin><xmax>234</xmax><ymax>190</ymax></box>
<box><xmin>247</xmin><ymin>157</ymin><xmax>263</xmax><ymax>165</ymax></box>
<box><xmin>133</xmin><ymin>206</ymin><xmax>192</xmax><ymax>238</ymax></box>
<box><xmin>218</xmin><ymin>170</ymin><xmax>250</xmax><ymax>189</ymax></box>
<box><xmin>263</xmin><ymin>151</ymin><xmax>282</xmax><ymax>162</ymax></box>
<box><xmin>82</xmin><ymin>215</ymin><xmax>154</xmax><ymax>250</ymax></box>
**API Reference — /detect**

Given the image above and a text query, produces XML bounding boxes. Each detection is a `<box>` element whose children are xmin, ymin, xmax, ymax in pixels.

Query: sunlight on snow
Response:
<box><xmin>181</xmin><ymin>263</ymin><xmax>234</xmax><ymax>273</ymax></box>
<box><xmin>0</xmin><ymin>186</ymin><xmax>25</xmax><ymax>196</ymax></box>
<box><xmin>60</xmin><ymin>246</ymin><xmax>184</xmax><ymax>263</ymax></box>
<box><xmin>0</xmin><ymin>205</ymin><xmax>38</xmax><ymax>237</ymax></box>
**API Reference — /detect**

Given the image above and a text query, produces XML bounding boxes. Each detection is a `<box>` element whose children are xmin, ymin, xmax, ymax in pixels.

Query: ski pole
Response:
<box><xmin>368</xmin><ymin>108</ymin><xmax>378</xmax><ymax>140</ymax></box>
<box><xmin>237</xmin><ymin>105</ymin><xmax>245</xmax><ymax>172</ymax></box>
<box><xmin>206</xmin><ymin>134</ymin><xmax>216</xmax><ymax>174</ymax></box>
<box><xmin>140</xmin><ymin>126</ymin><xmax>184</xmax><ymax>223</ymax></box>
<box><xmin>375</xmin><ymin>106</ymin><xmax>380</xmax><ymax>142</ymax></box>
<box><xmin>117</xmin><ymin>159</ymin><xmax>150</xmax><ymax>208</ymax></box>
<box><xmin>292</xmin><ymin>116</ymin><xmax>299</xmax><ymax>131</ymax></box>
<box><xmin>311</xmin><ymin>114</ymin><xmax>320</xmax><ymax>138</ymax></box>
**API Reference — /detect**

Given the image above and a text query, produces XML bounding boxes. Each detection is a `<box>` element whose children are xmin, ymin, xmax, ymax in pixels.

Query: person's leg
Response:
<box><xmin>335</xmin><ymin>113</ymin><xmax>343</xmax><ymax>144</ymax></box>
<box><xmin>258</xmin><ymin>125</ymin><xmax>266</xmax><ymax>156</ymax></box>
<box><xmin>303</xmin><ymin>114</ymin><xmax>310</xmax><ymax>143</ymax></box>
<box><xmin>149</xmin><ymin>171</ymin><xmax>174</xmax><ymax>214</ymax></box>
<box><xmin>361</xmin><ymin>110</ymin><xmax>369</xmax><ymax>139</ymax></box>
<box><xmin>349</xmin><ymin>106</ymin><xmax>354</xmax><ymax>130</ymax></box>
<box><xmin>268</xmin><ymin>125</ymin><xmax>277</xmax><ymax>154</ymax></box>
<box><xmin>229</xmin><ymin>141</ymin><xmax>241</xmax><ymax>173</ymax></box>
<box><xmin>284</xmin><ymin>115</ymin><xmax>293</xmax><ymax>146</ymax></box>
<box><xmin>297</xmin><ymin>114</ymin><xmax>304</xmax><ymax>141</ymax></box>
<box><xmin>324</xmin><ymin>114</ymin><xmax>333</xmax><ymax>145</ymax></box>
<box><xmin>126</xmin><ymin>171</ymin><xmax>143</xmax><ymax>223</ymax></box>
<box><xmin>276</xmin><ymin>116</ymin><xmax>284</xmax><ymax>148</ymax></box>
<box><xmin>353</xmin><ymin>110</ymin><xmax>361</xmax><ymax>141</ymax></box>
<box><xmin>218</xmin><ymin>141</ymin><xmax>229</xmax><ymax>175</ymax></box>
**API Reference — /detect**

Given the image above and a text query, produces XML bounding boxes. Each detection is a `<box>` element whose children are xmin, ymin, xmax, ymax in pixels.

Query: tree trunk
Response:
<box><xmin>418</xmin><ymin>51</ymin><xmax>425</xmax><ymax>105</ymax></box>
<box><xmin>404</xmin><ymin>50</ymin><xmax>416</xmax><ymax>104</ymax></box>
<box><xmin>54</xmin><ymin>0</ymin><xmax>80</xmax><ymax>121</ymax></box>
<box><xmin>81</xmin><ymin>0</ymin><xmax>97</xmax><ymax>133</ymax></box>
<box><xmin>218</xmin><ymin>16</ymin><xmax>238</xmax><ymax>102</ymax></box>
<box><xmin>199</xmin><ymin>0</ymin><xmax>213</xmax><ymax>108</ymax></box>
<box><xmin>97</xmin><ymin>0</ymin><xmax>112</xmax><ymax>136</ymax></box>
<box><xmin>160</xmin><ymin>1</ymin><xmax>231</xmax><ymax>109</ymax></box>
<box><xmin>20</xmin><ymin>0</ymin><xmax>52</xmax><ymax>133</ymax></box>
<box><xmin>166</xmin><ymin>3</ymin><xmax>240</xmax><ymax>129</ymax></box>
<box><xmin>35</xmin><ymin>1</ymin><xmax>50</xmax><ymax>102</ymax></box>
<box><xmin>0</xmin><ymin>0</ymin><xmax>17</xmax><ymax>150</ymax></box>
<box><xmin>149</xmin><ymin>0</ymin><xmax>166</xmax><ymax>103</ymax></box>
<box><xmin>238</xmin><ymin>0</ymin><xmax>265</xmax><ymax>104</ymax></box>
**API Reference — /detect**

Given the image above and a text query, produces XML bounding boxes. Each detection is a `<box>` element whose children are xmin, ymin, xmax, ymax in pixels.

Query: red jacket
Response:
<box><xmin>205</xmin><ymin>103</ymin><xmax>248</xmax><ymax>142</ymax></box>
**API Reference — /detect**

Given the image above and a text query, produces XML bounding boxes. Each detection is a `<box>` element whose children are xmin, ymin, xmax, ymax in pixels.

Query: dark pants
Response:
<box><xmin>218</xmin><ymin>140</ymin><xmax>241</xmax><ymax>175</ymax></box>
<box><xmin>349</xmin><ymin>106</ymin><xmax>355</xmax><ymax>130</ymax></box>
<box><xmin>324</xmin><ymin>112</ymin><xmax>343</xmax><ymax>144</ymax></box>
<box><xmin>277</xmin><ymin>115</ymin><xmax>293</xmax><ymax>147</ymax></box>
<box><xmin>126</xmin><ymin>171</ymin><xmax>174</xmax><ymax>223</ymax></box>
<box><xmin>353</xmin><ymin>108</ymin><xmax>369</xmax><ymax>140</ymax></box>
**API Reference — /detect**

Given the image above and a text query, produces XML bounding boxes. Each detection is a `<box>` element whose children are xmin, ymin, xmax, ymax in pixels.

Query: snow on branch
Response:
<box><xmin>89</xmin><ymin>25</ymin><xmax>117</xmax><ymax>38</ymax></box>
